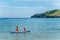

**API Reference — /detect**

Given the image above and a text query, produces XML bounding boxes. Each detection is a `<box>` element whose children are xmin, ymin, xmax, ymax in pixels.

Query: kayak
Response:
<box><xmin>10</xmin><ymin>31</ymin><xmax>30</xmax><ymax>33</ymax></box>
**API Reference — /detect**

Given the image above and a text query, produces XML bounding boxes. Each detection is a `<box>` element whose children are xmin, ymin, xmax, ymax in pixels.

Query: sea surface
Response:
<box><xmin>0</xmin><ymin>18</ymin><xmax>60</xmax><ymax>40</ymax></box>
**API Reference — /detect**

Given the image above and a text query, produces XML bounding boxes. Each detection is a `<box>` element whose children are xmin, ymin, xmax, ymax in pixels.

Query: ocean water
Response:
<box><xmin>0</xmin><ymin>18</ymin><xmax>60</xmax><ymax>40</ymax></box>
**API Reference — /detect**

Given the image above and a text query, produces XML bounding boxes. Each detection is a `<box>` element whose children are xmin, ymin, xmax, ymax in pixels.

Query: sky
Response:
<box><xmin>0</xmin><ymin>0</ymin><xmax>60</xmax><ymax>18</ymax></box>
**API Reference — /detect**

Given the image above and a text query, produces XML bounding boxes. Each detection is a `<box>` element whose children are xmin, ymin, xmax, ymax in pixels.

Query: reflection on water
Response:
<box><xmin>14</xmin><ymin>32</ymin><xmax>31</xmax><ymax>40</ymax></box>
<box><xmin>15</xmin><ymin>33</ymin><xmax>19</xmax><ymax>40</ymax></box>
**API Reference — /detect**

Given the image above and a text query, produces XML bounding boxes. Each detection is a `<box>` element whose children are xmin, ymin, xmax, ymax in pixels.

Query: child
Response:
<box><xmin>24</xmin><ymin>27</ymin><xmax>26</xmax><ymax>32</ymax></box>
<box><xmin>16</xmin><ymin>26</ymin><xmax>19</xmax><ymax>32</ymax></box>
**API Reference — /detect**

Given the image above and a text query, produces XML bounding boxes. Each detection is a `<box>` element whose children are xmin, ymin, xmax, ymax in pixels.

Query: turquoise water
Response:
<box><xmin>0</xmin><ymin>18</ymin><xmax>60</xmax><ymax>40</ymax></box>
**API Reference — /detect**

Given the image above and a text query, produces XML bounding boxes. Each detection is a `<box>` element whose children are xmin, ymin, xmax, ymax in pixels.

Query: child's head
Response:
<box><xmin>16</xmin><ymin>26</ymin><xmax>18</xmax><ymax>28</ymax></box>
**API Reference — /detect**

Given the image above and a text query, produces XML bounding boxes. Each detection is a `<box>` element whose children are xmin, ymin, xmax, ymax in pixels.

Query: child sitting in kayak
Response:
<box><xmin>24</xmin><ymin>27</ymin><xmax>26</xmax><ymax>32</ymax></box>
<box><xmin>16</xmin><ymin>26</ymin><xmax>19</xmax><ymax>32</ymax></box>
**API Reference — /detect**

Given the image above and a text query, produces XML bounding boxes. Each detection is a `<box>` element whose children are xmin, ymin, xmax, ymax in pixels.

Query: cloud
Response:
<box><xmin>13</xmin><ymin>0</ymin><xmax>53</xmax><ymax>2</ymax></box>
<box><xmin>0</xmin><ymin>4</ymin><xmax>9</xmax><ymax>7</ymax></box>
<box><xmin>0</xmin><ymin>0</ymin><xmax>49</xmax><ymax>18</ymax></box>
<box><xmin>54</xmin><ymin>3</ymin><xmax>60</xmax><ymax>6</ymax></box>
<box><xmin>13</xmin><ymin>0</ymin><xmax>60</xmax><ymax>2</ymax></box>
<box><xmin>0</xmin><ymin>3</ymin><xmax>45</xmax><ymax>8</ymax></box>
<box><xmin>52</xmin><ymin>2</ymin><xmax>60</xmax><ymax>6</ymax></box>
<box><xmin>51</xmin><ymin>0</ymin><xmax>60</xmax><ymax>7</ymax></box>
<box><xmin>13</xmin><ymin>0</ymin><xmax>43</xmax><ymax>1</ymax></box>
<box><xmin>1</xmin><ymin>0</ymin><xmax>59</xmax><ymax>2</ymax></box>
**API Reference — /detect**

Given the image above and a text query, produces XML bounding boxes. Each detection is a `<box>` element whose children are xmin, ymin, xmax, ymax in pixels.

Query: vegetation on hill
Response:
<box><xmin>31</xmin><ymin>9</ymin><xmax>60</xmax><ymax>18</ymax></box>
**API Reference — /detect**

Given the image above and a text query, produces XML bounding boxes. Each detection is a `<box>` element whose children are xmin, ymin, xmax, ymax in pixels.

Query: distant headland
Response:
<box><xmin>31</xmin><ymin>9</ymin><xmax>60</xmax><ymax>18</ymax></box>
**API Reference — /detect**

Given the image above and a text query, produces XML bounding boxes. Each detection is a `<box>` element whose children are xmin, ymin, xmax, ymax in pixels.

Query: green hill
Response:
<box><xmin>31</xmin><ymin>9</ymin><xmax>60</xmax><ymax>18</ymax></box>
